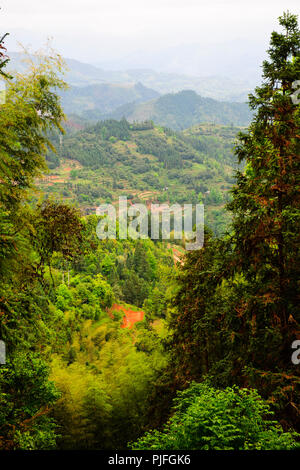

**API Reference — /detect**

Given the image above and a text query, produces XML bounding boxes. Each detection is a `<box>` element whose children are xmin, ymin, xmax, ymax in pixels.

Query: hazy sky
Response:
<box><xmin>1</xmin><ymin>0</ymin><xmax>299</xmax><ymax>76</ymax></box>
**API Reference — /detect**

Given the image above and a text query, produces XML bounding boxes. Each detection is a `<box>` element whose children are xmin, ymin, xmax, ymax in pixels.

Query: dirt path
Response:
<box><xmin>172</xmin><ymin>247</ymin><xmax>184</xmax><ymax>265</ymax></box>
<box><xmin>167</xmin><ymin>244</ymin><xmax>185</xmax><ymax>266</ymax></box>
<box><xmin>110</xmin><ymin>304</ymin><xmax>144</xmax><ymax>329</ymax></box>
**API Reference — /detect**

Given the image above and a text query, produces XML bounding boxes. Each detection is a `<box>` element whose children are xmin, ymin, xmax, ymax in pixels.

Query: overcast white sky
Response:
<box><xmin>1</xmin><ymin>0</ymin><xmax>299</xmax><ymax>75</ymax></box>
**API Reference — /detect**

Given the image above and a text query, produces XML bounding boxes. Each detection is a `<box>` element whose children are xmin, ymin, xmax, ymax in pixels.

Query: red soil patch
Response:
<box><xmin>110</xmin><ymin>303</ymin><xmax>144</xmax><ymax>329</ymax></box>
<box><xmin>126</xmin><ymin>142</ymin><xmax>136</xmax><ymax>149</ymax></box>
<box><xmin>167</xmin><ymin>243</ymin><xmax>184</xmax><ymax>266</ymax></box>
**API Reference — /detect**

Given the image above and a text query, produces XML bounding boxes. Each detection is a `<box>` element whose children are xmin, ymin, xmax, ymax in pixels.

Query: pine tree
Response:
<box><xmin>218</xmin><ymin>12</ymin><xmax>300</xmax><ymax>428</ymax></box>
<box><xmin>169</xmin><ymin>12</ymin><xmax>300</xmax><ymax>430</ymax></box>
<box><xmin>229</xmin><ymin>11</ymin><xmax>300</xmax><ymax>328</ymax></box>
<box><xmin>227</xmin><ymin>11</ymin><xmax>300</xmax><ymax>379</ymax></box>
<box><xmin>168</xmin><ymin>230</ymin><xmax>228</xmax><ymax>386</ymax></box>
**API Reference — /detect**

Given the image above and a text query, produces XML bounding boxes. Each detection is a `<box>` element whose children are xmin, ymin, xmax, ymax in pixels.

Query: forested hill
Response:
<box><xmin>7</xmin><ymin>53</ymin><xmax>252</xmax><ymax>129</ymax></box>
<box><xmin>58</xmin><ymin>87</ymin><xmax>252</xmax><ymax>130</ymax></box>
<box><xmin>41</xmin><ymin>119</ymin><xmax>241</xmax><ymax>235</ymax></box>
<box><xmin>105</xmin><ymin>90</ymin><xmax>252</xmax><ymax>129</ymax></box>
<box><xmin>60</xmin><ymin>82</ymin><xmax>160</xmax><ymax>116</ymax></box>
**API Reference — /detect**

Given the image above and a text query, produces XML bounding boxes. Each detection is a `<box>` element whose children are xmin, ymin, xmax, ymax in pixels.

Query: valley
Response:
<box><xmin>38</xmin><ymin>120</ymin><xmax>242</xmax><ymax>236</ymax></box>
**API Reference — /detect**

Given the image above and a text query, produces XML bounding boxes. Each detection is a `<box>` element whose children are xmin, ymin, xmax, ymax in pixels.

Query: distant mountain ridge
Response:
<box><xmin>103</xmin><ymin>90</ymin><xmax>252</xmax><ymax>130</ymax></box>
<box><xmin>60</xmin><ymin>82</ymin><xmax>160</xmax><ymax>115</ymax></box>
<box><xmin>7</xmin><ymin>52</ymin><xmax>252</xmax><ymax>102</ymax></box>
<box><xmin>8</xmin><ymin>52</ymin><xmax>252</xmax><ymax>130</ymax></box>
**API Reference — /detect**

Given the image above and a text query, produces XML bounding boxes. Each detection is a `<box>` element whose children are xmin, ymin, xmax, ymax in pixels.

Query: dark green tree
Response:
<box><xmin>229</xmin><ymin>11</ymin><xmax>300</xmax><ymax>332</ymax></box>
<box><xmin>168</xmin><ymin>12</ymin><xmax>300</xmax><ymax>430</ymax></box>
<box><xmin>224</xmin><ymin>11</ymin><xmax>300</xmax><ymax>423</ymax></box>
<box><xmin>168</xmin><ymin>230</ymin><xmax>228</xmax><ymax>387</ymax></box>
<box><xmin>131</xmin><ymin>383</ymin><xmax>299</xmax><ymax>450</ymax></box>
<box><xmin>32</xmin><ymin>201</ymin><xmax>84</xmax><ymax>283</ymax></box>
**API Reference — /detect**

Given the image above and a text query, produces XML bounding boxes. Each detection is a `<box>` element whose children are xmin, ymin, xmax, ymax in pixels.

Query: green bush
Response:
<box><xmin>130</xmin><ymin>383</ymin><xmax>299</xmax><ymax>450</ymax></box>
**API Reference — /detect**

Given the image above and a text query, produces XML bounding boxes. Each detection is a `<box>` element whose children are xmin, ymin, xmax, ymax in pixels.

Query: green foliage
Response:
<box><xmin>0</xmin><ymin>50</ymin><xmax>74</xmax><ymax>449</ymax></box>
<box><xmin>131</xmin><ymin>383</ymin><xmax>299</xmax><ymax>450</ymax></box>
<box><xmin>168</xmin><ymin>230</ymin><xmax>228</xmax><ymax>385</ymax></box>
<box><xmin>32</xmin><ymin>200</ymin><xmax>84</xmax><ymax>269</ymax></box>
<box><xmin>1</xmin><ymin>13</ymin><xmax>299</xmax><ymax>452</ymax></box>
<box><xmin>0</xmin><ymin>353</ymin><xmax>60</xmax><ymax>449</ymax></box>
<box><xmin>92</xmin><ymin>118</ymin><xmax>131</xmax><ymax>141</ymax></box>
<box><xmin>109</xmin><ymin>90</ymin><xmax>252</xmax><ymax>130</ymax></box>
<box><xmin>39</xmin><ymin>120</ymin><xmax>240</xmax><ymax>235</ymax></box>
<box><xmin>224</xmin><ymin>11</ymin><xmax>300</xmax><ymax>416</ymax></box>
<box><xmin>0</xmin><ymin>54</ymin><xmax>66</xmax><ymax>210</ymax></box>
<box><xmin>49</xmin><ymin>317</ymin><xmax>168</xmax><ymax>449</ymax></box>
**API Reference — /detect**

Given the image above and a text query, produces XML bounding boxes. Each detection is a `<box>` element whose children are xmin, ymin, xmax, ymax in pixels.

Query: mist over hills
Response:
<box><xmin>95</xmin><ymin>38</ymin><xmax>265</xmax><ymax>85</ymax></box>
<box><xmin>60</xmin><ymin>82</ymin><xmax>160</xmax><ymax>116</ymax></box>
<box><xmin>7</xmin><ymin>52</ymin><xmax>252</xmax><ymax>130</ymax></box>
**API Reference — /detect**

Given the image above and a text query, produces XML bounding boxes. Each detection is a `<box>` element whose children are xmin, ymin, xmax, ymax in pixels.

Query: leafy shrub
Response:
<box><xmin>130</xmin><ymin>382</ymin><xmax>299</xmax><ymax>450</ymax></box>
<box><xmin>0</xmin><ymin>353</ymin><xmax>60</xmax><ymax>449</ymax></box>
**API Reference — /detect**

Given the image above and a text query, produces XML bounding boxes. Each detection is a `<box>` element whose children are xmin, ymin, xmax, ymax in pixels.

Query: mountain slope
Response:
<box><xmin>8</xmin><ymin>52</ymin><xmax>252</xmax><ymax>101</ymax></box>
<box><xmin>107</xmin><ymin>90</ymin><xmax>252</xmax><ymax>129</ymax></box>
<box><xmin>40</xmin><ymin>120</ymin><xmax>242</xmax><ymax>235</ymax></box>
<box><xmin>60</xmin><ymin>82</ymin><xmax>160</xmax><ymax>115</ymax></box>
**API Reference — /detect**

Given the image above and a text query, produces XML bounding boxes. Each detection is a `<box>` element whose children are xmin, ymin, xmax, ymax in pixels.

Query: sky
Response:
<box><xmin>1</xmin><ymin>0</ymin><xmax>299</xmax><ymax>78</ymax></box>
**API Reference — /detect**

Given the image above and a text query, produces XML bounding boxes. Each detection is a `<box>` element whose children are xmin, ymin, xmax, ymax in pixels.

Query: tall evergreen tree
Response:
<box><xmin>223</xmin><ymin>11</ymin><xmax>300</xmax><ymax>428</ymax></box>
<box><xmin>169</xmin><ymin>12</ymin><xmax>300</xmax><ymax>430</ymax></box>
<box><xmin>168</xmin><ymin>230</ymin><xmax>227</xmax><ymax>386</ymax></box>
<box><xmin>0</xmin><ymin>33</ymin><xmax>10</xmax><ymax>77</ymax></box>
<box><xmin>229</xmin><ymin>11</ymin><xmax>300</xmax><ymax>331</ymax></box>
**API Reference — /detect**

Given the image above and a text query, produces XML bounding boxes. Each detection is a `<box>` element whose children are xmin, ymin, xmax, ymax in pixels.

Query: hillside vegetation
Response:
<box><xmin>60</xmin><ymin>82</ymin><xmax>160</xmax><ymax>116</ymax></box>
<box><xmin>1</xmin><ymin>12</ymin><xmax>299</xmax><ymax>452</ymax></box>
<box><xmin>40</xmin><ymin>119</ymin><xmax>242</xmax><ymax>235</ymax></box>
<box><xmin>107</xmin><ymin>90</ymin><xmax>252</xmax><ymax>129</ymax></box>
